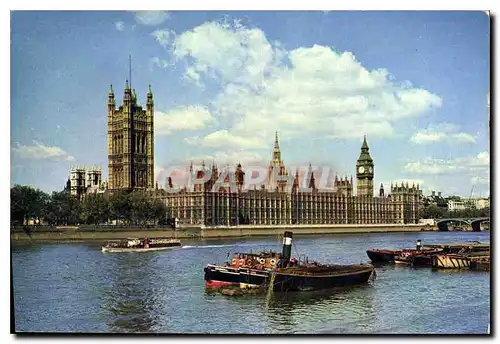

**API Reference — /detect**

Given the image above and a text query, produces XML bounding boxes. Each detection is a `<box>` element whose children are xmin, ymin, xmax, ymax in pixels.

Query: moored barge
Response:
<box><xmin>368</xmin><ymin>240</ymin><xmax>429</xmax><ymax>264</ymax></box>
<box><xmin>431</xmin><ymin>251</ymin><xmax>490</xmax><ymax>269</ymax></box>
<box><xmin>102</xmin><ymin>237</ymin><xmax>181</xmax><ymax>253</ymax></box>
<box><xmin>204</xmin><ymin>231</ymin><xmax>374</xmax><ymax>292</ymax></box>
<box><xmin>368</xmin><ymin>240</ymin><xmax>490</xmax><ymax>267</ymax></box>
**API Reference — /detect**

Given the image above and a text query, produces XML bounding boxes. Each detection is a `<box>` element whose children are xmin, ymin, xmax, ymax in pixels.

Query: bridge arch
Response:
<box><xmin>470</xmin><ymin>218</ymin><xmax>490</xmax><ymax>232</ymax></box>
<box><xmin>435</xmin><ymin>218</ymin><xmax>471</xmax><ymax>231</ymax></box>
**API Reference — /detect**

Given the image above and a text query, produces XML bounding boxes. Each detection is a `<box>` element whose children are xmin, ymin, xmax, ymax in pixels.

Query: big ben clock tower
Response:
<box><xmin>356</xmin><ymin>135</ymin><xmax>374</xmax><ymax>197</ymax></box>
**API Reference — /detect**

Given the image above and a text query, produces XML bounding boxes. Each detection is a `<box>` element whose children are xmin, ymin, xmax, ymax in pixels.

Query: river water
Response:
<box><xmin>12</xmin><ymin>231</ymin><xmax>490</xmax><ymax>334</ymax></box>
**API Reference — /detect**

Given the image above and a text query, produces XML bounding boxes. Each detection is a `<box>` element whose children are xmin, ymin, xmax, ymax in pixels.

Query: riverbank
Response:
<box><xmin>10</xmin><ymin>223</ymin><xmax>438</xmax><ymax>242</ymax></box>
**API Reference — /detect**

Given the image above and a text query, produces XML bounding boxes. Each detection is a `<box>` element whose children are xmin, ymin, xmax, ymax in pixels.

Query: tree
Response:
<box><xmin>43</xmin><ymin>190</ymin><xmax>81</xmax><ymax>226</ymax></box>
<box><xmin>421</xmin><ymin>204</ymin><xmax>447</xmax><ymax>219</ymax></box>
<box><xmin>130</xmin><ymin>191</ymin><xmax>150</xmax><ymax>225</ymax></box>
<box><xmin>80</xmin><ymin>193</ymin><xmax>109</xmax><ymax>225</ymax></box>
<box><xmin>109</xmin><ymin>190</ymin><xmax>132</xmax><ymax>224</ymax></box>
<box><xmin>10</xmin><ymin>185</ymin><xmax>49</xmax><ymax>225</ymax></box>
<box><xmin>151</xmin><ymin>199</ymin><xmax>167</xmax><ymax>225</ymax></box>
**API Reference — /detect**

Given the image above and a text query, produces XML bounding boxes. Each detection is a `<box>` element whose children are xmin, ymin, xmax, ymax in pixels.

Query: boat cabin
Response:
<box><xmin>104</xmin><ymin>237</ymin><xmax>181</xmax><ymax>249</ymax></box>
<box><xmin>228</xmin><ymin>251</ymin><xmax>281</xmax><ymax>270</ymax></box>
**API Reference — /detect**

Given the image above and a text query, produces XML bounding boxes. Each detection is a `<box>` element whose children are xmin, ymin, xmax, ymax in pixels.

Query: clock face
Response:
<box><xmin>369</xmin><ymin>167</ymin><xmax>373</xmax><ymax>173</ymax></box>
<box><xmin>358</xmin><ymin>166</ymin><xmax>365</xmax><ymax>174</ymax></box>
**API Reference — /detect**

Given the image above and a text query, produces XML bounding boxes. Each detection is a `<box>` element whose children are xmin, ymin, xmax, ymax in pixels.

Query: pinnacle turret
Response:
<box><xmin>271</xmin><ymin>131</ymin><xmax>282</xmax><ymax>165</ymax></box>
<box><xmin>361</xmin><ymin>134</ymin><xmax>369</xmax><ymax>151</ymax></box>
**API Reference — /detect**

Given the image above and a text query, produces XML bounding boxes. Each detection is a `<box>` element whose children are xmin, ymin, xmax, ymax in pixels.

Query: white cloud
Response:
<box><xmin>155</xmin><ymin>106</ymin><xmax>216</xmax><ymax>135</ymax></box>
<box><xmin>410</xmin><ymin>123</ymin><xmax>476</xmax><ymax>144</ymax></box>
<box><xmin>471</xmin><ymin>176</ymin><xmax>489</xmax><ymax>185</ymax></box>
<box><xmin>115</xmin><ymin>21</ymin><xmax>125</xmax><ymax>31</ymax></box>
<box><xmin>149</xmin><ymin>57</ymin><xmax>171</xmax><ymax>69</ymax></box>
<box><xmin>12</xmin><ymin>141</ymin><xmax>75</xmax><ymax>162</ymax></box>
<box><xmin>188</xmin><ymin>130</ymin><xmax>267</xmax><ymax>149</ymax></box>
<box><xmin>151</xmin><ymin>29</ymin><xmax>173</xmax><ymax>48</ymax></box>
<box><xmin>156</xmin><ymin>20</ymin><xmax>442</xmax><ymax>148</ymax></box>
<box><xmin>183</xmin><ymin>136</ymin><xmax>200</xmax><ymax>145</ymax></box>
<box><xmin>189</xmin><ymin>150</ymin><xmax>266</xmax><ymax>167</ymax></box>
<box><xmin>403</xmin><ymin>151</ymin><xmax>489</xmax><ymax>175</ymax></box>
<box><xmin>135</xmin><ymin>11</ymin><xmax>170</xmax><ymax>26</ymax></box>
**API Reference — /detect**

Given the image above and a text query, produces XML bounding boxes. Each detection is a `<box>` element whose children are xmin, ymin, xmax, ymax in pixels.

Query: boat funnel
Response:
<box><xmin>416</xmin><ymin>239</ymin><xmax>422</xmax><ymax>251</ymax></box>
<box><xmin>281</xmin><ymin>231</ymin><xmax>293</xmax><ymax>266</ymax></box>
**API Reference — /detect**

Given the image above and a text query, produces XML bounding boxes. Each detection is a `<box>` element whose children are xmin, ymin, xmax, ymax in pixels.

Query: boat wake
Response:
<box><xmin>182</xmin><ymin>243</ymin><xmax>270</xmax><ymax>249</ymax></box>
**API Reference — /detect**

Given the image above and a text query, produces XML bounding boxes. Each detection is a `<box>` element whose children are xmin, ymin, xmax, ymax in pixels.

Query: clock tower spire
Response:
<box><xmin>356</xmin><ymin>135</ymin><xmax>374</xmax><ymax>197</ymax></box>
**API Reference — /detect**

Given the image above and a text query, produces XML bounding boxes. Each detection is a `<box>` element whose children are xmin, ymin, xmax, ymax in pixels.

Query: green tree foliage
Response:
<box><xmin>109</xmin><ymin>190</ymin><xmax>132</xmax><ymax>224</ymax></box>
<box><xmin>80</xmin><ymin>193</ymin><xmax>110</xmax><ymax>225</ymax></box>
<box><xmin>130</xmin><ymin>191</ymin><xmax>150</xmax><ymax>225</ymax></box>
<box><xmin>421</xmin><ymin>204</ymin><xmax>490</xmax><ymax>220</ymax></box>
<box><xmin>152</xmin><ymin>198</ymin><xmax>167</xmax><ymax>225</ymax></box>
<box><xmin>43</xmin><ymin>190</ymin><xmax>81</xmax><ymax>226</ymax></box>
<box><xmin>11</xmin><ymin>185</ymin><xmax>168</xmax><ymax>227</ymax></box>
<box><xmin>10</xmin><ymin>185</ymin><xmax>49</xmax><ymax>225</ymax></box>
<box><xmin>420</xmin><ymin>204</ymin><xmax>447</xmax><ymax>219</ymax></box>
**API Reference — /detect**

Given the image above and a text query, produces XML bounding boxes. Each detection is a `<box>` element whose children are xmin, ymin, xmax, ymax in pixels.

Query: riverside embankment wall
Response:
<box><xmin>11</xmin><ymin>224</ymin><xmax>436</xmax><ymax>242</ymax></box>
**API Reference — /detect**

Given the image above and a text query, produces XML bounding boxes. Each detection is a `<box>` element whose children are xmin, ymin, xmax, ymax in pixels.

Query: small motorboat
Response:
<box><xmin>102</xmin><ymin>237</ymin><xmax>181</xmax><ymax>253</ymax></box>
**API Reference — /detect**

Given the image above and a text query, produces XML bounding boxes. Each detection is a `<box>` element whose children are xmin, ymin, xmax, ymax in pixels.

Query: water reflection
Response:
<box><xmin>100</xmin><ymin>253</ymin><xmax>161</xmax><ymax>333</ymax></box>
<box><xmin>263</xmin><ymin>282</ymin><xmax>376</xmax><ymax>333</ymax></box>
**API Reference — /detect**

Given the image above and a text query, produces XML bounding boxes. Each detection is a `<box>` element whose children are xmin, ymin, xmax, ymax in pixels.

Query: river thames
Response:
<box><xmin>12</xmin><ymin>231</ymin><xmax>490</xmax><ymax>334</ymax></box>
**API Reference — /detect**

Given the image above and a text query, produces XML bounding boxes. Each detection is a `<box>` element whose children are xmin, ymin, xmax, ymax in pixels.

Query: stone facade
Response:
<box><xmin>158</xmin><ymin>134</ymin><xmax>422</xmax><ymax>226</ymax></box>
<box><xmin>68</xmin><ymin>166</ymin><xmax>107</xmax><ymax>199</ymax></box>
<box><xmin>107</xmin><ymin>82</ymin><xmax>154</xmax><ymax>193</ymax></box>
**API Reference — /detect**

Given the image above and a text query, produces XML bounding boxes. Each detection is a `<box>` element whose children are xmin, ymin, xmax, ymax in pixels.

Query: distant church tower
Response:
<box><xmin>356</xmin><ymin>135</ymin><xmax>374</xmax><ymax>197</ymax></box>
<box><xmin>107</xmin><ymin>79</ymin><xmax>154</xmax><ymax>193</ymax></box>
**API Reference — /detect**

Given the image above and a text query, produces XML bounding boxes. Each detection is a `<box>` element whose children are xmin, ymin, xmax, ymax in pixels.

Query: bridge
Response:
<box><xmin>435</xmin><ymin>217</ymin><xmax>490</xmax><ymax>232</ymax></box>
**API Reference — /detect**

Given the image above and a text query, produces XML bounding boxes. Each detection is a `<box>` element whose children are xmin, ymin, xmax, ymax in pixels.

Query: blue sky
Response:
<box><xmin>11</xmin><ymin>11</ymin><xmax>490</xmax><ymax>197</ymax></box>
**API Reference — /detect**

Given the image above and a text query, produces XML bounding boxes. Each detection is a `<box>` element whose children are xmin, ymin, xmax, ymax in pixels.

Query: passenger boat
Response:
<box><xmin>102</xmin><ymin>237</ymin><xmax>181</xmax><ymax>253</ymax></box>
<box><xmin>204</xmin><ymin>231</ymin><xmax>374</xmax><ymax>292</ymax></box>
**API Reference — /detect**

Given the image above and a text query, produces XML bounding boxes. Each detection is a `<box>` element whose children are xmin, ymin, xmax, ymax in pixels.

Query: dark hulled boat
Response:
<box><xmin>470</xmin><ymin>257</ymin><xmax>490</xmax><ymax>271</ymax></box>
<box><xmin>411</xmin><ymin>253</ymin><xmax>434</xmax><ymax>267</ymax></box>
<box><xmin>366</xmin><ymin>249</ymin><xmax>400</xmax><ymax>263</ymax></box>
<box><xmin>367</xmin><ymin>240</ymin><xmax>482</xmax><ymax>265</ymax></box>
<box><xmin>204</xmin><ymin>231</ymin><xmax>374</xmax><ymax>292</ymax></box>
<box><xmin>271</xmin><ymin>264</ymin><xmax>374</xmax><ymax>292</ymax></box>
<box><xmin>367</xmin><ymin>240</ymin><xmax>427</xmax><ymax>263</ymax></box>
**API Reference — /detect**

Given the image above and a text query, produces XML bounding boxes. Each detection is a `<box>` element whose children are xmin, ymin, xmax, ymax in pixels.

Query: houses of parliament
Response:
<box><xmin>106</xmin><ymin>83</ymin><xmax>422</xmax><ymax>226</ymax></box>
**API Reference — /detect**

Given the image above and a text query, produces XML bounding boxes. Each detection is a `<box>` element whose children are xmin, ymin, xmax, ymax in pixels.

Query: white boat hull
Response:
<box><xmin>102</xmin><ymin>246</ymin><xmax>180</xmax><ymax>253</ymax></box>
